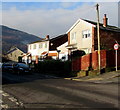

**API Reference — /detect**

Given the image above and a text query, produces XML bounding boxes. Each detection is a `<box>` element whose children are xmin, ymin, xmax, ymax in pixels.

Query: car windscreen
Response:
<box><xmin>18</xmin><ymin>63</ymin><xmax>29</xmax><ymax>68</ymax></box>
<box><xmin>3</xmin><ymin>64</ymin><xmax>13</xmax><ymax>66</ymax></box>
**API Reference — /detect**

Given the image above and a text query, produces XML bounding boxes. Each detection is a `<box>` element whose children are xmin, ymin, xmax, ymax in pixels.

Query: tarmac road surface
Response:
<box><xmin>1</xmin><ymin>72</ymin><xmax>120</xmax><ymax>109</ymax></box>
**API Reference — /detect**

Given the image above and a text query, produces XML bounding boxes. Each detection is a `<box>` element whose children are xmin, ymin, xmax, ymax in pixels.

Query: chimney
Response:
<box><xmin>103</xmin><ymin>14</ymin><xmax>108</xmax><ymax>27</ymax></box>
<box><xmin>46</xmin><ymin>35</ymin><xmax>49</xmax><ymax>40</ymax></box>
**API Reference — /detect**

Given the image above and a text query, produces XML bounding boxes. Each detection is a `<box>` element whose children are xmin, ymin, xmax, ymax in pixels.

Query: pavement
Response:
<box><xmin>65</xmin><ymin>70</ymin><xmax>120</xmax><ymax>83</ymax></box>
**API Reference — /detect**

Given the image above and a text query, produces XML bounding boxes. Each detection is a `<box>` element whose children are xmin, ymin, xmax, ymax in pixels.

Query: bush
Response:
<box><xmin>34</xmin><ymin>60</ymin><xmax>72</xmax><ymax>77</ymax></box>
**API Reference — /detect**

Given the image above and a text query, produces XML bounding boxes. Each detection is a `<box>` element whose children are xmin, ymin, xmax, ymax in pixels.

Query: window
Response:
<box><xmin>29</xmin><ymin>45</ymin><xmax>31</xmax><ymax>50</ymax></box>
<box><xmin>71</xmin><ymin>32</ymin><xmax>76</xmax><ymax>40</ymax></box>
<box><xmin>45</xmin><ymin>42</ymin><xmax>47</xmax><ymax>48</ymax></box>
<box><xmin>71</xmin><ymin>32</ymin><xmax>76</xmax><ymax>43</ymax></box>
<box><xmin>39</xmin><ymin>43</ymin><xmax>43</xmax><ymax>49</ymax></box>
<box><xmin>82</xmin><ymin>30</ymin><xmax>91</xmax><ymax>38</ymax></box>
<box><xmin>33</xmin><ymin>44</ymin><xmax>36</xmax><ymax>49</ymax></box>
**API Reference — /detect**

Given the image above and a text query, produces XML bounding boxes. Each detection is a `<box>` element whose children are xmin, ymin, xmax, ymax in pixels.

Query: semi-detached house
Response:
<box><xmin>66</xmin><ymin>14</ymin><xmax>120</xmax><ymax>56</ymax></box>
<box><xmin>26</xmin><ymin>34</ymin><xmax>68</xmax><ymax>63</ymax></box>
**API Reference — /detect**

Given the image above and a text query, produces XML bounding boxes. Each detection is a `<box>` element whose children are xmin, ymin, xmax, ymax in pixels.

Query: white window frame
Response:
<box><xmin>82</xmin><ymin>30</ymin><xmax>91</xmax><ymax>38</ymax></box>
<box><xmin>29</xmin><ymin>45</ymin><xmax>31</xmax><ymax>50</ymax></box>
<box><xmin>39</xmin><ymin>43</ymin><xmax>43</xmax><ymax>49</ymax></box>
<box><xmin>71</xmin><ymin>32</ymin><xmax>76</xmax><ymax>43</ymax></box>
<box><xmin>45</xmin><ymin>42</ymin><xmax>47</xmax><ymax>48</ymax></box>
<box><xmin>33</xmin><ymin>44</ymin><xmax>36</xmax><ymax>49</ymax></box>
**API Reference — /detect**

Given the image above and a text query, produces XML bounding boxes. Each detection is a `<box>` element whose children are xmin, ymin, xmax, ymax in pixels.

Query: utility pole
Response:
<box><xmin>96</xmin><ymin>4</ymin><xmax>101</xmax><ymax>74</ymax></box>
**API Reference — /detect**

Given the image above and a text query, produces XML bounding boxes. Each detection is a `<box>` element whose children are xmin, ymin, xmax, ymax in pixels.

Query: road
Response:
<box><xmin>1</xmin><ymin>72</ymin><xmax>119</xmax><ymax>109</ymax></box>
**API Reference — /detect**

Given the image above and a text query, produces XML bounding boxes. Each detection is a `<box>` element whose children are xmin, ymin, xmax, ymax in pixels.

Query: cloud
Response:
<box><xmin>2</xmin><ymin>2</ymin><xmax>118</xmax><ymax>39</ymax></box>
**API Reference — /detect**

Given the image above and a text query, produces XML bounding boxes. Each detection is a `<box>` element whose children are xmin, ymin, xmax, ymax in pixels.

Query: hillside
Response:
<box><xmin>1</xmin><ymin>25</ymin><xmax>41</xmax><ymax>53</ymax></box>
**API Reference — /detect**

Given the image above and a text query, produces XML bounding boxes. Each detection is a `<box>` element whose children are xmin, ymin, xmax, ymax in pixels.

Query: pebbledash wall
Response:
<box><xmin>72</xmin><ymin>50</ymin><xmax>120</xmax><ymax>71</ymax></box>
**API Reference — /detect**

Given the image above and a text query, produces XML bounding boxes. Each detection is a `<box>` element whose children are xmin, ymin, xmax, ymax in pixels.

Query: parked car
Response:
<box><xmin>2</xmin><ymin>63</ymin><xmax>14</xmax><ymax>72</ymax></box>
<box><xmin>2</xmin><ymin>63</ymin><xmax>31</xmax><ymax>74</ymax></box>
<box><xmin>12</xmin><ymin>63</ymin><xmax>31</xmax><ymax>74</ymax></box>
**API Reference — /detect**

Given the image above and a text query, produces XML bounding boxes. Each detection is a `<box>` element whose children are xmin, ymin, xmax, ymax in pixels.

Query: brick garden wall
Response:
<box><xmin>72</xmin><ymin>50</ymin><xmax>120</xmax><ymax>71</ymax></box>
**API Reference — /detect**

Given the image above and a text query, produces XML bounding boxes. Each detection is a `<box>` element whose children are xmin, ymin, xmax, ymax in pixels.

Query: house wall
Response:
<box><xmin>57</xmin><ymin>42</ymin><xmax>68</xmax><ymax>53</ymax></box>
<box><xmin>93</xmin><ymin>28</ymin><xmax>120</xmax><ymax>51</ymax></box>
<box><xmin>57</xmin><ymin>42</ymin><xmax>68</xmax><ymax>61</ymax></box>
<box><xmin>28</xmin><ymin>41</ymin><xmax>49</xmax><ymax>60</ymax></box>
<box><xmin>69</xmin><ymin>20</ymin><xmax>93</xmax><ymax>54</ymax></box>
<box><xmin>7</xmin><ymin>49</ymin><xmax>24</xmax><ymax>62</ymax></box>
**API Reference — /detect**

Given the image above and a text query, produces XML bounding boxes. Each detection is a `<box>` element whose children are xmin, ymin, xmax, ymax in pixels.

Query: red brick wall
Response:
<box><xmin>72</xmin><ymin>50</ymin><xmax>120</xmax><ymax>71</ymax></box>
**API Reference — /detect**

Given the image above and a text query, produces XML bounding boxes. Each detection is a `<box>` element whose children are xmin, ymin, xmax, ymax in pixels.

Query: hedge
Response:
<box><xmin>34</xmin><ymin>60</ymin><xmax>72</xmax><ymax>77</ymax></box>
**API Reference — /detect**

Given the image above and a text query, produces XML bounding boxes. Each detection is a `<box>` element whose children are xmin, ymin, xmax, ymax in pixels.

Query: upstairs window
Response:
<box><xmin>71</xmin><ymin>32</ymin><xmax>76</xmax><ymax>40</ymax></box>
<box><xmin>45</xmin><ymin>42</ymin><xmax>47</xmax><ymax>48</ymax></box>
<box><xmin>33</xmin><ymin>44</ymin><xmax>36</xmax><ymax>49</ymax></box>
<box><xmin>39</xmin><ymin>43</ymin><xmax>43</xmax><ymax>49</ymax></box>
<box><xmin>71</xmin><ymin>32</ymin><xmax>76</xmax><ymax>43</ymax></box>
<box><xmin>29</xmin><ymin>45</ymin><xmax>31</xmax><ymax>50</ymax></box>
<box><xmin>82</xmin><ymin>30</ymin><xmax>91</xmax><ymax>38</ymax></box>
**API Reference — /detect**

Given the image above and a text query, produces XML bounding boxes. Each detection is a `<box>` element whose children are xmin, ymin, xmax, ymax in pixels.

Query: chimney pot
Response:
<box><xmin>46</xmin><ymin>35</ymin><xmax>49</xmax><ymax>40</ymax></box>
<box><xmin>103</xmin><ymin>14</ymin><xmax>108</xmax><ymax>27</ymax></box>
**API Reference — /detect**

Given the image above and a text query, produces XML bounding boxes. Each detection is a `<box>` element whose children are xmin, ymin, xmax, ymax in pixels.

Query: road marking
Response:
<box><xmin>1</xmin><ymin>104</ymin><xmax>8</xmax><ymax>109</ymax></box>
<box><xmin>0</xmin><ymin>99</ymin><xmax>2</xmax><ymax>103</ymax></box>
<box><xmin>0</xmin><ymin>90</ymin><xmax>3</xmax><ymax>93</ymax></box>
<box><xmin>19</xmin><ymin>101</ymin><xmax>23</xmax><ymax>106</ymax></box>
<box><xmin>8</xmin><ymin>97</ymin><xmax>17</xmax><ymax>102</ymax></box>
<box><xmin>1</xmin><ymin>91</ymin><xmax>24</xmax><ymax>107</ymax></box>
<box><xmin>16</xmin><ymin>102</ymin><xmax>19</xmax><ymax>105</ymax></box>
<box><xmin>2</xmin><ymin>93</ymin><xmax>9</xmax><ymax>97</ymax></box>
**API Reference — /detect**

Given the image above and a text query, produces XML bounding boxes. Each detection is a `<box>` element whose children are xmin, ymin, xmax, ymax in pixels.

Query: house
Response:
<box><xmin>66</xmin><ymin>14</ymin><xmax>120</xmax><ymax>56</ymax></box>
<box><xmin>27</xmin><ymin>34</ymin><xmax>68</xmax><ymax>62</ymax></box>
<box><xmin>5</xmin><ymin>46</ymin><xmax>24</xmax><ymax>62</ymax></box>
<box><xmin>57</xmin><ymin>42</ymin><xmax>68</xmax><ymax>61</ymax></box>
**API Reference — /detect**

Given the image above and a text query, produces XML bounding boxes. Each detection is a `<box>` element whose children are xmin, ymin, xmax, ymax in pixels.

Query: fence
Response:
<box><xmin>72</xmin><ymin>50</ymin><xmax>120</xmax><ymax>71</ymax></box>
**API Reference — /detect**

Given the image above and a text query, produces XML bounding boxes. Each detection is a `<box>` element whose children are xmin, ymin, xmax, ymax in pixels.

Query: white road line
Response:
<box><xmin>1</xmin><ymin>104</ymin><xmax>8</xmax><ymax>109</ymax></box>
<box><xmin>8</xmin><ymin>97</ymin><xmax>17</xmax><ymax>102</ymax></box>
<box><xmin>15</xmin><ymin>102</ymin><xmax>19</xmax><ymax>105</ymax></box>
<box><xmin>2</xmin><ymin>93</ymin><xmax>9</xmax><ymax>97</ymax></box>
<box><xmin>19</xmin><ymin>101</ymin><xmax>23</xmax><ymax>106</ymax></box>
<box><xmin>0</xmin><ymin>90</ymin><xmax>3</xmax><ymax>93</ymax></box>
<box><xmin>1</xmin><ymin>91</ymin><xmax>24</xmax><ymax>107</ymax></box>
<box><xmin>0</xmin><ymin>99</ymin><xmax>2</xmax><ymax>103</ymax></box>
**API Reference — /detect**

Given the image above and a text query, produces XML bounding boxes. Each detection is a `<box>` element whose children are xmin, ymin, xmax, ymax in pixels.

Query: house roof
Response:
<box><xmin>66</xmin><ymin>18</ymin><xmax>120</xmax><ymax>33</ymax></box>
<box><xmin>29</xmin><ymin>34</ymin><xmax>67</xmax><ymax>45</ymax></box>
<box><xmin>84</xmin><ymin>19</ymin><xmax>120</xmax><ymax>32</ymax></box>
<box><xmin>50</xmin><ymin>34</ymin><xmax>67</xmax><ymax>42</ymax></box>
<box><xmin>41</xmin><ymin>51</ymin><xmax>48</xmax><ymax>56</ymax></box>
<box><xmin>5</xmin><ymin>47</ymin><xmax>24</xmax><ymax>55</ymax></box>
<box><xmin>28</xmin><ymin>38</ymin><xmax>49</xmax><ymax>44</ymax></box>
<box><xmin>6</xmin><ymin>48</ymin><xmax>17</xmax><ymax>55</ymax></box>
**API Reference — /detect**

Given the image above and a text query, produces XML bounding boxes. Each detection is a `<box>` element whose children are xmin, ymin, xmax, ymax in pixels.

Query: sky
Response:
<box><xmin>1</xmin><ymin>0</ymin><xmax>119</xmax><ymax>38</ymax></box>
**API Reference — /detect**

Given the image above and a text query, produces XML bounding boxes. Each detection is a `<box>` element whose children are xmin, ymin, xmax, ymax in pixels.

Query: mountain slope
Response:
<box><xmin>1</xmin><ymin>25</ymin><xmax>41</xmax><ymax>53</ymax></box>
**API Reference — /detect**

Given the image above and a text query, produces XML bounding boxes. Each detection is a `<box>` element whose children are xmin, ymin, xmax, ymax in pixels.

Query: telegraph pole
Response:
<box><xmin>96</xmin><ymin>4</ymin><xmax>101</xmax><ymax>74</ymax></box>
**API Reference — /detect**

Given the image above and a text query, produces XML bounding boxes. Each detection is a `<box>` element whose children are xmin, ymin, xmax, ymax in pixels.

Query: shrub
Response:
<box><xmin>34</xmin><ymin>60</ymin><xmax>72</xmax><ymax>77</ymax></box>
